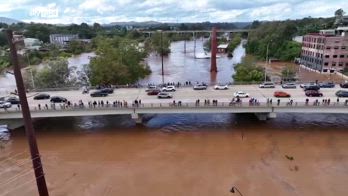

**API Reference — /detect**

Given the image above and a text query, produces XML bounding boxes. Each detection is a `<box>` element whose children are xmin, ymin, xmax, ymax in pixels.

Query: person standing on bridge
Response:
<box><xmin>277</xmin><ymin>99</ymin><xmax>280</xmax><ymax>106</ymax></box>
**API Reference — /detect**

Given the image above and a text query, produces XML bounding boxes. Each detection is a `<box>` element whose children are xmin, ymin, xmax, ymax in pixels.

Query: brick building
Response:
<box><xmin>300</xmin><ymin>27</ymin><xmax>348</xmax><ymax>73</ymax></box>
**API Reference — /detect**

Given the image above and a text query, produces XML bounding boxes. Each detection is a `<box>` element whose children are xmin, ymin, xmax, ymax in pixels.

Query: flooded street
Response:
<box><xmin>140</xmin><ymin>39</ymin><xmax>245</xmax><ymax>84</ymax></box>
<box><xmin>1</xmin><ymin>114</ymin><xmax>348</xmax><ymax>196</ymax></box>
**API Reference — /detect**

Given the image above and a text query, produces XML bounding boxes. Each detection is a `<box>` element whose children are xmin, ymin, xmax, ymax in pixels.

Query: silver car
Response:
<box><xmin>259</xmin><ymin>82</ymin><xmax>275</xmax><ymax>88</ymax></box>
<box><xmin>282</xmin><ymin>83</ymin><xmax>297</xmax><ymax>89</ymax></box>
<box><xmin>0</xmin><ymin>101</ymin><xmax>12</xmax><ymax>108</ymax></box>
<box><xmin>157</xmin><ymin>92</ymin><xmax>173</xmax><ymax>99</ymax></box>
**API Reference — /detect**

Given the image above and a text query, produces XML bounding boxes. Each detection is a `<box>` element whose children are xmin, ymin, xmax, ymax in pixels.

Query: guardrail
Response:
<box><xmin>1</xmin><ymin>101</ymin><xmax>347</xmax><ymax>114</ymax></box>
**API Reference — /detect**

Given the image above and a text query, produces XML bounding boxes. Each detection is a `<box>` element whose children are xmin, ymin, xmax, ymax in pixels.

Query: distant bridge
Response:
<box><xmin>141</xmin><ymin>29</ymin><xmax>251</xmax><ymax>34</ymax></box>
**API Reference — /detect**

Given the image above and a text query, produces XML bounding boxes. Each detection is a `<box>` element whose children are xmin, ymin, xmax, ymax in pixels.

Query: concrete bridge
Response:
<box><xmin>1</xmin><ymin>102</ymin><xmax>347</xmax><ymax>129</ymax></box>
<box><xmin>1</xmin><ymin>85</ymin><xmax>347</xmax><ymax>129</ymax></box>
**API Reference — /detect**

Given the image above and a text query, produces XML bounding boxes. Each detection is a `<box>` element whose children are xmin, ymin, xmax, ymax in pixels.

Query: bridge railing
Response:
<box><xmin>1</xmin><ymin>101</ymin><xmax>347</xmax><ymax>114</ymax></box>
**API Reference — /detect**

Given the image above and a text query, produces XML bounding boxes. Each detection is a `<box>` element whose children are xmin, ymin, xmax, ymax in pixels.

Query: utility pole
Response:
<box><xmin>160</xmin><ymin>30</ymin><xmax>164</xmax><ymax>84</ymax></box>
<box><xmin>6</xmin><ymin>30</ymin><xmax>49</xmax><ymax>196</ymax></box>
<box><xmin>265</xmin><ymin>40</ymin><xmax>272</xmax><ymax>82</ymax></box>
<box><xmin>26</xmin><ymin>53</ymin><xmax>35</xmax><ymax>89</ymax></box>
<box><xmin>193</xmin><ymin>32</ymin><xmax>196</xmax><ymax>58</ymax></box>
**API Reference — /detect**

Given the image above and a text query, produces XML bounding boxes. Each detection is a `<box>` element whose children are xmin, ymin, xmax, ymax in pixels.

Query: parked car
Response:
<box><xmin>233</xmin><ymin>91</ymin><xmax>249</xmax><ymax>98</ymax></box>
<box><xmin>90</xmin><ymin>90</ymin><xmax>108</xmax><ymax>97</ymax></box>
<box><xmin>282</xmin><ymin>83</ymin><xmax>297</xmax><ymax>89</ymax></box>
<box><xmin>145</xmin><ymin>85</ymin><xmax>158</xmax><ymax>92</ymax></box>
<box><xmin>50</xmin><ymin>96</ymin><xmax>67</xmax><ymax>103</ymax></box>
<box><xmin>33</xmin><ymin>93</ymin><xmax>50</xmax><ymax>100</ymax></box>
<box><xmin>6</xmin><ymin>97</ymin><xmax>20</xmax><ymax>104</ymax></box>
<box><xmin>157</xmin><ymin>92</ymin><xmax>173</xmax><ymax>99</ymax></box>
<box><xmin>0</xmin><ymin>101</ymin><xmax>11</xmax><ymax>108</ymax></box>
<box><xmin>300</xmin><ymin>82</ymin><xmax>316</xmax><ymax>88</ymax></box>
<box><xmin>274</xmin><ymin>91</ymin><xmax>291</xmax><ymax>98</ymax></box>
<box><xmin>193</xmin><ymin>84</ymin><xmax>208</xmax><ymax>90</ymax></box>
<box><xmin>100</xmin><ymin>88</ymin><xmax>114</xmax><ymax>94</ymax></box>
<box><xmin>305</xmin><ymin>90</ymin><xmax>323</xmax><ymax>97</ymax></box>
<box><xmin>147</xmin><ymin>89</ymin><xmax>161</xmax><ymax>95</ymax></box>
<box><xmin>319</xmin><ymin>82</ymin><xmax>335</xmax><ymax>88</ymax></box>
<box><xmin>304</xmin><ymin>85</ymin><xmax>320</xmax><ymax>91</ymax></box>
<box><xmin>340</xmin><ymin>83</ymin><xmax>348</xmax><ymax>88</ymax></box>
<box><xmin>259</xmin><ymin>82</ymin><xmax>275</xmax><ymax>88</ymax></box>
<box><xmin>162</xmin><ymin>86</ymin><xmax>176</xmax><ymax>92</ymax></box>
<box><xmin>214</xmin><ymin>84</ymin><xmax>228</xmax><ymax>90</ymax></box>
<box><xmin>335</xmin><ymin>90</ymin><xmax>348</xmax><ymax>97</ymax></box>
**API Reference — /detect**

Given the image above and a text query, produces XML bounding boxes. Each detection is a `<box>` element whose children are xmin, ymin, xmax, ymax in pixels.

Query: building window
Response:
<box><xmin>340</xmin><ymin>55</ymin><xmax>344</xmax><ymax>58</ymax></box>
<box><xmin>333</xmin><ymin>55</ymin><xmax>338</xmax><ymax>58</ymax></box>
<box><xmin>342</xmin><ymin>46</ymin><xmax>346</xmax><ymax>49</ymax></box>
<box><xmin>332</xmin><ymin>63</ymin><xmax>336</xmax><ymax>66</ymax></box>
<box><xmin>324</xmin><ymin>62</ymin><xmax>329</xmax><ymax>66</ymax></box>
<box><xmin>346</xmin><ymin>63</ymin><xmax>348</xmax><ymax>67</ymax></box>
<box><xmin>325</xmin><ymin>55</ymin><xmax>330</xmax><ymax>58</ymax></box>
<box><xmin>339</xmin><ymin>63</ymin><xmax>343</xmax><ymax>66</ymax></box>
<box><xmin>334</xmin><ymin>46</ymin><xmax>339</xmax><ymax>49</ymax></box>
<box><xmin>326</xmin><ymin>46</ymin><xmax>331</xmax><ymax>49</ymax></box>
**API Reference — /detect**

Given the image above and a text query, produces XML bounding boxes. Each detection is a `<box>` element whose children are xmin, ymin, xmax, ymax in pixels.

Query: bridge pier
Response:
<box><xmin>131</xmin><ymin>113</ymin><xmax>143</xmax><ymax>124</ymax></box>
<box><xmin>210</xmin><ymin>27</ymin><xmax>217</xmax><ymax>72</ymax></box>
<box><xmin>254</xmin><ymin>112</ymin><xmax>277</xmax><ymax>121</ymax></box>
<box><xmin>0</xmin><ymin>119</ymin><xmax>24</xmax><ymax>130</ymax></box>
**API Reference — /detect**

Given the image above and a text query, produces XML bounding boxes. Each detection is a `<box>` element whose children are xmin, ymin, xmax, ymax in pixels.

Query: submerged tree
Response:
<box><xmin>89</xmin><ymin>36</ymin><xmax>150</xmax><ymax>85</ymax></box>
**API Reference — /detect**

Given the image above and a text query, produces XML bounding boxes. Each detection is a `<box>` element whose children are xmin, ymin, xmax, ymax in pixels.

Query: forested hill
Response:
<box><xmin>246</xmin><ymin>14</ymin><xmax>338</xmax><ymax>61</ymax></box>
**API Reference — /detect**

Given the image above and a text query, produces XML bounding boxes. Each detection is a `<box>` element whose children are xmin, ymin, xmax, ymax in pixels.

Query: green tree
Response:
<box><xmin>227</xmin><ymin>34</ymin><xmax>242</xmax><ymax>53</ymax></box>
<box><xmin>33</xmin><ymin>58</ymin><xmax>76</xmax><ymax>88</ymax></box>
<box><xmin>148</xmin><ymin>32</ymin><xmax>171</xmax><ymax>55</ymax></box>
<box><xmin>281</xmin><ymin>65</ymin><xmax>296</xmax><ymax>81</ymax></box>
<box><xmin>89</xmin><ymin>36</ymin><xmax>150</xmax><ymax>85</ymax></box>
<box><xmin>0</xmin><ymin>32</ymin><xmax>8</xmax><ymax>47</ymax></box>
<box><xmin>232</xmin><ymin>56</ymin><xmax>265</xmax><ymax>83</ymax></box>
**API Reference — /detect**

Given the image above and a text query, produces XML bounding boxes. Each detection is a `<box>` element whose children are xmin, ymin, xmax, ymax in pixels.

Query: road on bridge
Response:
<box><xmin>7</xmin><ymin>84</ymin><xmax>347</xmax><ymax>110</ymax></box>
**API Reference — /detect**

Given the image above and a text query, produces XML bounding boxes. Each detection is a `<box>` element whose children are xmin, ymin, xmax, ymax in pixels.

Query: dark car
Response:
<box><xmin>147</xmin><ymin>89</ymin><xmax>161</xmax><ymax>95</ymax></box>
<box><xmin>304</xmin><ymin>85</ymin><xmax>320</xmax><ymax>91</ymax></box>
<box><xmin>340</xmin><ymin>83</ymin><xmax>348</xmax><ymax>88</ymax></box>
<box><xmin>6</xmin><ymin>97</ymin><xmax>20</xmax><ymax>104</ymax></box>
<box><xmin>336</xmin><ymin>90</ymin><xmax>348</xmax><ymax>97</ymax></box>
<box><xmin>193</xmin><ymin>84</ymin><xmax>208</xmax><ymax>90</ymax></box>
<box><xmin>100</xmin><ymin>88</ymin><xmax>114</xmax><ymax>94</ymax></box>
<box><xmin>319</xmin><ymin>82</ymin><xmax>335</xmax><ymax>88</ymax></box>
<box><xmin>50</xmin><ymin>96</ymin><xmax>67</xmax><ymax>103</ymax></box>
<box><xmin>90</xmin><ymin>91</ymin><xmax>108</xmax><ymax>97</ymax></box>
<box><xmin>33</xmin><ymin>93</ymin><xmax>50</xmax><ymax>100</ymax></box>
<box><xmin>305</xmin><ymin>90</ymin><xmax>323</xmax><ymax>97</ymax></box>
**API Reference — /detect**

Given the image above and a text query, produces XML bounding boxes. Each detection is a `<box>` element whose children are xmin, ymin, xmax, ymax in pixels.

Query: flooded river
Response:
<box><xmin>1</xmin><ymin>40</ymin><xmax>348</xmax><ymax>196</ymax></box>
<box><xmin>1</xmin><ymin>113</ymin><xmax>348</xmax><ymax>196</ymax></box>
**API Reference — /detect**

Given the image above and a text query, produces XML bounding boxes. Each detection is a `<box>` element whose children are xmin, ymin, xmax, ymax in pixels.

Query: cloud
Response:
<box><xmin>1</xmin><ymin>0</ymin><xmax>347</xmax><ymax>24</ymax></box>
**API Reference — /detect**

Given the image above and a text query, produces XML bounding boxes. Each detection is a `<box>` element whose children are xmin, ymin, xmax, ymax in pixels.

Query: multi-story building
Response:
<box><xmin>300</xmin><ymin>27</ymin><xmax>348</xmax><ymax>73</ymax></box>
<box><xmin>49</xmin><ymin>34</ymin><xmax>78</xmax><ymax>47</ymax></box>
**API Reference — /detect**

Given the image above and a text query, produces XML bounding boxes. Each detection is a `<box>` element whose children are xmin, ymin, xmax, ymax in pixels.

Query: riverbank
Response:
<box><xmin>255</xmin><ymin>58</ymin><xmax>347</xmax><ymax>83</ymax></box>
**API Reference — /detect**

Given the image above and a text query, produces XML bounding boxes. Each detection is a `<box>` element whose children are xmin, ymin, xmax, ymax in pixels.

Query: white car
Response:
<box><xmin>0</xmin><ymin>101</ymin><xmax>12</xmax><ymax>108</ymax></box>
<box><xmin>259</xmin><ymin>82</ymin><xmax>275</xmax><ymax>88</ymax></box>
<box><xmin>162</xmin><ymin>85</ymin><xmax>176</xmax><ymax>92</ymax></box>
<box><xmin>214</xmin><ymin>84</ymin><xmax>229</xmax><ymax>90</ymax></box>
<box><xmin>145</xmin><ymin>85</ymin><xmax>157</xmax><ymax>92</ymax></box>
<box><xmin>233</xmin><ymin>91</ymin><xmax>249</xmax><ymax>98</ymax></box>
<box><xmin>157</xmin><ymin>92</ymin><xmax>173</xmax><ymax>99</ymax></box>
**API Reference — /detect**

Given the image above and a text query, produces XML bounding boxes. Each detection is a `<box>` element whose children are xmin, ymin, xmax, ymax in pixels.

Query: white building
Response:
<box><xmin>49</xmin><ymin>34</ymin><xmax>78</xmax><ymax>47</ymax></box>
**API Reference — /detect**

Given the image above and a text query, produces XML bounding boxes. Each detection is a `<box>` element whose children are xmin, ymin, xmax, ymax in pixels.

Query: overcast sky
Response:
<box><xmin>0</xmin><ymin>0</ymin><xmax>347</xmax><ymax>24</ymax></box>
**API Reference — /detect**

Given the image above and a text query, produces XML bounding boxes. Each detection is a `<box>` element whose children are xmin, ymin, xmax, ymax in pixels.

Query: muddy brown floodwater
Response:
<box><xmin>1</xmin><ymin>113</ymin><xmax>348</xmax><ymax>196</ymax></box>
